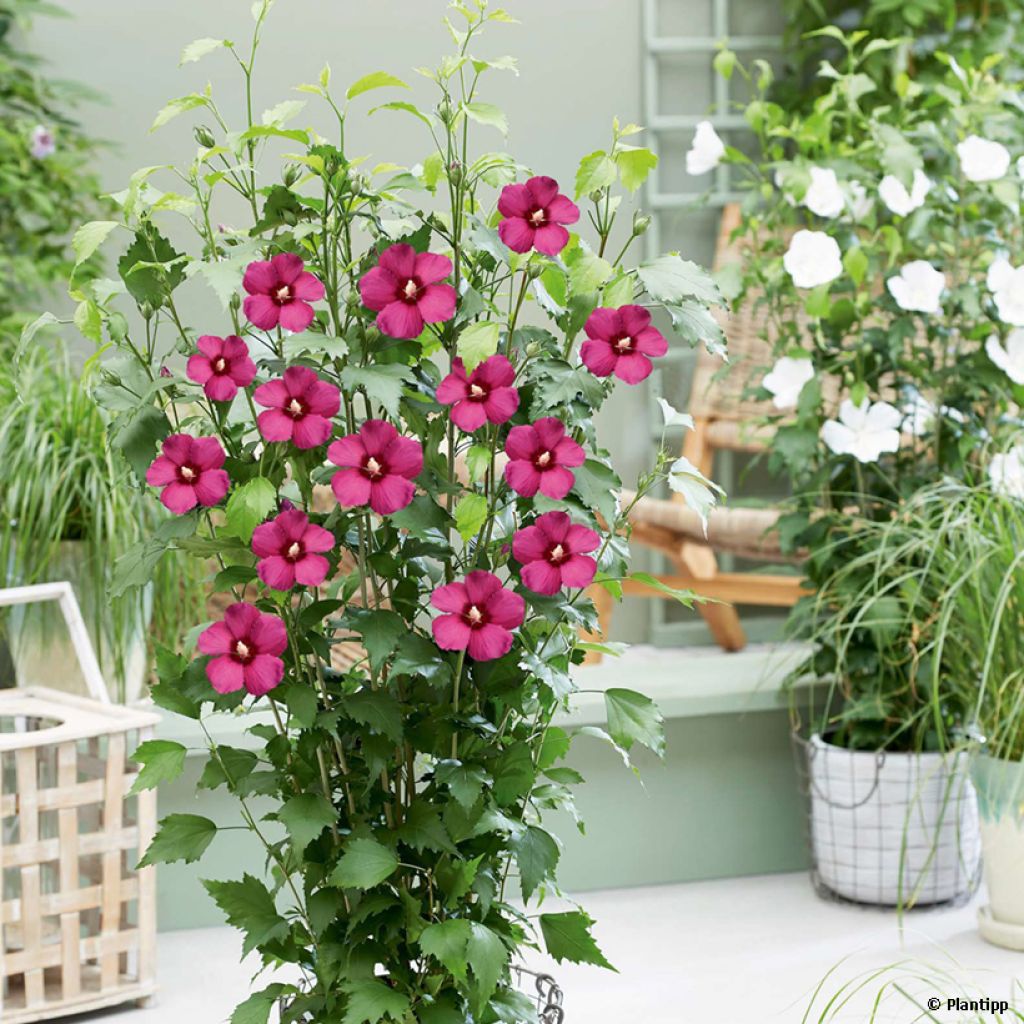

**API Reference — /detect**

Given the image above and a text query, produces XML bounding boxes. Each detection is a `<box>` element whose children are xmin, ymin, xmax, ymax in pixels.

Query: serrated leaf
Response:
<box><xmin>638</xmin><ymin>254</ymin><xmax>722</xmax><ymax>306</ymax></box>
<box><xmin>129</xmin><ymin>740</ymin><xmax>187</xmax><ymax>793</ymax></box>
<box><xmin>223</xmin><ymin>477</ymin><xmax>276</xmax><ymax>542</ymax></box>
<box><xmin>539</xmin><ymin>910</ymin><xmax>615</xmax><ymax>969</ymax></box>
<box><xmin>278</xmin><ymin>793</ymin><xmax>335</xmax><ymax>850</ymax></box>
<box><xmin>462</xmin><ymin>101</ymin><xmax>507</xmax><ymax>135</ymax></box>
<box><xmin>139</xmin><ymin>814</ymin><xmax>217</xmax><ymax>867</ymax></box>
<box><xmin>181</xmin><ymin>37</ymin><xmax>231</xmax><ymax>65</ymax></box>
<box><xmin>204</xmin><ymin>874</ymin><xmax>289</xmax><ymax>955</ymax></box>
<box><xmin>398</xmin><ymin>802</ymin><xmax>457</xmax><ymax>854</ymax></box>
<box><xmin>331</xmin><ymin>837</ymin><xmax>399</xmax><ymax>889</ymax></box>
<box><xmin>604</xmin><ymin>687</ymin><xmax>665</xmax><ymax>757</ymax></box>
<box><xmin>575</xmin><ymin>150</ymin><xmax>617</xmax><ymax>198</ymax></box>
<box><xmin>342</xmin><ymin>980</ymin><xmax>411</xmax><ymax>1024</ymax></box>
<box><xmin>345</xmin><ymin>610</ymin><xmax>408</xmax><ymax>677</ymax></box>
<box><xmin>571</xmin><ymin>459</ymin><xmax>621</xmax><ymax>526</ymax></box>
<box><xmin>198</xmin><ymin>746</ymin><xmax>259</xmax><ymax>791</ymax></box>
<box><xmin>456</xmin><ymin>321</ymin><xmax>500</xmax><ymax>372</ymax></box>
<box><xmin>230</xmin><ymin>985</ymin><xmax>287</xmax><ymax>1024</ymax></box>
<box><xmin>467</xmin><ymin>922</ymin><xmax>508</xmax><ymax>1009</ymax></box>
<box><xmin>347</xmin><ymin>71</ymin><xmax>410</xmax><ymax>100</ymax></box>
<box><xmin>667</xmin><ymin>455</ymin><xmax>724</xmax><ymax>533</ymax></box>
<box><xmin>344</xmin><ymin>687</ymin><xmax>404</xmax><ymax>742</ymax></box>
<box><xmin>510</xmin><ymin>824</ymin><xmax>560</xmax><ymax>899</ymax></box>
<box><xmin>73</xmin><ymin>220</ymin><xmax>119</xmax><ymax>268</ymax></box>
<box><xmin>615</xmin><ymin>147</ymin><xmax>658</xmax><ymax>192</ymax></box>
<box><xmin>420</xmin><ymin>919</ymin><xmax>472</xmax><ymax>982</ymax></box>
<box><xmin>454</xmin><ymin>493</ymin><xmax>489</xmax><ymax>541</ymax></box>
<box><xmin>341</xmin><ymin>364</ymin><xmax>410</xmax><ymax>418</ymax></box>
<box><xmin>435</xmin><ymin>761</ymin><xmax>490</xmax><ymax>809</ymax></box>
<box><xmin>151</xmin><ymin>92</ymin><xmax>209</xmax><ymax>131</ymax></box>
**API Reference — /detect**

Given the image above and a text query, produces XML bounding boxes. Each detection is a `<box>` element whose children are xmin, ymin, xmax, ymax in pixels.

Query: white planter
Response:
<box><xmin>804</xmin><ymin>734</ymin><xmax>981</xmax><ymax>906</ymax></box>
<box><xmin>974</xmin><ymin>755</ymin><xmax>1024</xmax><ymax>949</ymax></box>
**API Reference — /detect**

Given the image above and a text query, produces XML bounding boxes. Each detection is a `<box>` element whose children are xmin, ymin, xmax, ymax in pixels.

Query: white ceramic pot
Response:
<box><xmin>804</xmin><ymin>734</ymin><xmax>981</xmax><ymax>906</ymax></box>
<box><xmin>973</xmin><ymin>755</ymin><xmax>1024</xmax><ymax>949</ymax></box>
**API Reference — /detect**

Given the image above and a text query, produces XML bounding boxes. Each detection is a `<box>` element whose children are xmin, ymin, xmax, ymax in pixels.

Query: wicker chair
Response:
<box><xmin>619</xmin><ymin>203</ymin><xmax>810</xmax><ymax>651</ymax></box>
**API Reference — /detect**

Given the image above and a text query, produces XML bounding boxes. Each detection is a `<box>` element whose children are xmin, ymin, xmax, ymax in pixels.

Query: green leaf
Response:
<box><xmin>344</xmin><ymin>688</ymin><xmax>404</xmax><ymax>743</ymax></box>
<box><xmin>117</xmin><ymin>224</ymin><xmax>185</xmax><ymax>306</ymax></box>
<box><xmin>627</xmin><ymin>572</ymin><xmax>695</xmax><ymax>609</ymax></box>
<box><xmin>230</xmin><ymin>985</ymin><xmax>287</xmax><ymax>1024</ymax></box>
<box><xmin>18</xmin><ymin>312</ymin><xmax>61</xmax><ymax>353</ymax></box>
<box><xmin>342</xmin><ymin>980</ymin><xmax>411</xmax><ymax>1024</ymax></box>
<box><xmin>398</xmin><ymin>802</ymin><xmax>457</xmax><ymax>854</ymax></box>
<box><xmin>638</xmin><ymin>254</ymin><xmax>722</xmax><ymax>306</ymax></box>
<box><xmin>341</xmin><ymin>364</ymin><xmax>411</xmax><ymax>418</ymax></box>
<box><xmin>843</xmin><ymin>246</ymin><xmax>868</xmax><ymax>287</ymax></box>
<box><xmin>604</xmin><ymin>687</ymin><xmax>665</xmax><ymax>757</ymax></box>
<box><xmin>454</xmin><ymin>493</ymin><xmax>489</xmax><ymax>541</ymax></box>
<box><xmin>369</xmin><ymin>100</ymin><xmax>436</xmax><ymax>128</ymax></box>
<box><xmin>467</xmin><ymin>922</ymin><xmax>508</xmax><ymax>1008</ymax></box>
<box><xmin>203</xmin><ymin>874</ymin><xmax>289</xmax><ymax>954</ymax></box>
<box><xmin>420</xmin><ymin>919</ymin><xmax>472</xmax><ymax>982</ymax></box>
<box><xmin>510</xmin><ymin>824</ymin><xmax>560</xmax><ymax>899</ymax></box>
<box><xmin>615</xmin><ymin>147</ymin><xmax>658</xmax><ymax>192</ymax></box>
<box><xmin>462</xmin><ymin>101</ymin><xmax>508</xmax><ymax>135</ymax></box>
<box><xmin>347</xmin><ymin>71</ymin><xmax>409</xmax><ymax>100</ymax></box>
<box><xmin>665</xmin><ymin>300</ymin><xmax>726</xmax><ymax>358</ymax></box>
<box><xmin>180</xmin><ymin>37</ymin><xmax>231</xmax><ymax>65</ymax></box>
<box><xmin>540</xmin><ymin>910</ymin><xmax>615</xmax><ymax>969</ymax></box>
<box><xmin>575</xmin><ymin>150</ymin><xmax>617</xmax><ymax>198</ymax></box>
<box><xmin>331</xmin><ymin>837</ymin><xmax>399</xmax><ymax>889</ymax></box>
<box><xmin>281</xmin><ymin>684</ymin><xmax>318</xmax><ymax>728</ymax></box>
<box><xmin>130</xmin><ymin>740</ymin><xmax>187</xmax><ymax>793</ymax></box>
<box><xmin>139</xmin><ymin>814</ymin><xmax>217</xmax><ymax>867</ymax></box>
<box><xmin>278</xmin><ymin>793</ymin><xmax>335</xmax><ymax>850</ymax></box>
<box><xmin>571</xmin><ymin>459</ymin><xmax>621</xmax><ymax>526</ymax></box>
<box><xmin>435</xmin><ymin>760</ymin><xmax>489</xmax><ymax>809</ymax></box>
<box><xmin>223</xmin><ymin>477</ymin><xmax>276</xmax><ymax>542</ymax></box>
<box><xmin>198</xmin><ymin>746</ymin><xmax>259</xmax><ymax>790</ymax></box>
<box><xmin>712</xmin><ymin>47</ymin><xmax>736</xmax><ymax>81</ymax></box>
<box><xmin>346</xmin><ymin>610</ymin><xmax>408</xmax><ymax>677</ymax></box>
<box><xmin>113</xmin><ymin>405</ymin><xmax>171</xmax><ymax>483</ymax></box>
<box><xmin>388</xmin><ymin>495</ymin><xmax>452</xmax><ymax>537</ymax></box>
<box><xmin>72</xmin><ymin>220</ymin><xmax>119</xmax><ymax>268</ymax></box>
<box><xmin>456</xmin><ymin>321</ymin><xmax>500</xmax><ymax>372</ymax></box>
<box><xmin>151</xmin><ymin>92</ymin><xmax>209</xmax><ymax>131</ymax></box>
<box><xmin>566</xmin><ymin>247</ymin><xmax>613</xmax><ymax>295</ymax></box>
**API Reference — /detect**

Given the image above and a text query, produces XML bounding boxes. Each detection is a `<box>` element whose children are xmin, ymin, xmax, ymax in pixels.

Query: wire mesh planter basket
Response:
<box><xmin>793</xmin><ymin>732</ymin><xmax>982</xmax><ymax>908</ymax></box>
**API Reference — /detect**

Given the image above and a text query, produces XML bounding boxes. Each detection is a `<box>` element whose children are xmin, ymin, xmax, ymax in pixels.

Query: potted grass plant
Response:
<box><xmin>49</xmin><ymin>2</ymin><xmax>725</xmax><ymax>1018</ymax></box>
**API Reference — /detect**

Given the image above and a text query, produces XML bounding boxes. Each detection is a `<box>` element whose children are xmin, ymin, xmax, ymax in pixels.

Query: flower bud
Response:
<box><xmin>159</xmin><ymin>366</ymin><xmax>172</xmax><ymax>378</ymax></box>
<box><xmin>193</xmin><ymin>125</ymin><xmax>216</xmax><ymax>149</ymax></box>
<box><xmin>525</xmin><ymin>341</ymin><xmax>542</xmax><ymax>358</ymax></box>
<box><xmin>139</xmin><ymin>302</ymin><xmax>155</xmax><ymax>321</ymax></box>
<box><xmin>632</xmin><ymin>213</ymin><xmax>652</xmax><ymax>236</ymax></box>
<box><xmin>437</xmin><ymin>100</ymin><xmax>454</xmax><ymax>125</ymax></box>
<box><xmin>525</xmin><ymin>262</ymin><xmax>545</xmax><ymax>281</ymax></box>
<box><xmin>448</xmin><ymin>161</ymin><xmax>463</xmax><ymax>186</ymax></box>
<box><xmin>588</xmin><ymin>189</ymin><xmax>605</xmax><ymax>204</ymax></box>
<box><xmin>282</xmin><ymin>163</ymin><xmax>301</xmax><ymax>187</ymax></box>
<box><xmin>229</xmin><ymin>292</ymin><xmax>241</xmax><ymax>314</ymax></box>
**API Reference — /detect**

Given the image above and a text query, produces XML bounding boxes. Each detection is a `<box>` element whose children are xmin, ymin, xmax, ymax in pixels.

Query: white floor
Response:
<box><xmin>81</xmin><ymin>872</ymin><xmax>1024</xmax><ymax>1023</ymax></box>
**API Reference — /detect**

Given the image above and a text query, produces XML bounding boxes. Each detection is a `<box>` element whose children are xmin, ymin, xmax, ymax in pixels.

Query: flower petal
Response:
<box><xmin>532</xmin><ymin>224</ymin><xmax>570</xmax><ymax>257</ymax></box>
<box><xmin>278</xmin><ymin>300</ymin><xmax>316</xmax><ymax>333</ymax></box>
<box><xmin>433</xmin><ymin>614</ymin><xmax>472</xmax><ymax>651</ymax></box>
<box><xmin>369</xmin><ymin>475</ymin><xmax>415</xmax><ymax>515</ymax></box>
<box><xmin>414</xmin><ymin>251</ymin><xmax>453</xmax><ymax>285</ymax></box>
<box><xmin>521</xmin><ymin>560</ymin><xmax>562</xmax><ymax>595</ymax></box>
<box><xmin>379</xmin><ymin>243</ymin><xmax>417</xmax><ymax>280</ymax></box>
<box><xmin>257</xmin><ymin>555</ymin><xmax>297</xmax><ymax>591</ymax></box>
<box><xmin>498</xmin><ymin>217</ymin><xmax>535</xmax><ymax>254</ymax></box>
<box><xmin>243</xmin><ymin>260</ymin><xmax>276</xmax><ymax>295</ymax></box>
<box><xmin>417</xmin><ymin>283</ymin><xmax>457</xmax><ymax>324</ymax></box>
<box><xmin>359</xmin><ymin>266</ymin><xmax>399</xmax><ymax>311</ymax></box>
<box><xmin>243</xmin><ymin>654</ymin><xmax>284</xmax><ymax>697</ymax></box>
<box><xmin>467</xmin><ymin>623</ymin><xmax>513</xmax><ymax>661</ymax></box>
<box><xmin>331</xmin><ymin>468</ymin><xmax>372</xmax><ymax>507</ymax></box>
<box><xmin>538</xmin><ymin>465</ymin><xmax>575</xmax><ymax>499</ymax></box>
<box><xmin>378</xmin><ymin>301</ymin><xmax>425</xmax><ymax>339</ymax></box>
<box><xmin>292</xmin><ymin>414</ymin><xmax>333</xmax><ymax>450</ymax></box>
<box><xmin>206</xmin><ymin>656</ymin><xmax>245</xmax><ymax>694</ymax></box>
<box><xmin>243</xmin><ymin>294</ymin><xmax>280</xmax><ymax>330</ymax></box>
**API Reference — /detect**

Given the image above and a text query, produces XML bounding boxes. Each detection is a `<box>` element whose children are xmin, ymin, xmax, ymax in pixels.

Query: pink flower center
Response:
<box><xmin>286</xmin><ymin>397</ymin><xmax>306</xmax><ymax>418</ymax></box>
<box><xmin>234</xmin><ymin>640</ymin><xmax>251</xmax><ymax>661</ymax></box>
<box><xmin>613</xmin><ymin>334</ymin><xmax>635</xmax><ymax>354</ymax></box>
<box><xmin>400</xmin><ymin>278</ymin><xmax>422</xmax><ymax>304</ymax></box>
<box><xmin>548</xmin><ymin>543</ymin><xmax>567</xmax><ymax>565</ymax></box>
<box><xmin>535</xmin><ymin>450</ymin><xmax>553</xmax><ymax>469</ymax></box>
<box><xmin>179</xmin><ymin>464</ymin><xmax>198</xmax><ymax>483</ymax></box>
<box><xmin>286</xmin><ymin>541</ymin><xmax>302</xmax><ymax>561</ymax></box>
<box><xmin>469</xmin><ymin>383</ymin><xmax>487</xmax><ymax>399</ymax></box>
<box><xmin>465</xmin><ymin>604</ymin><xmax>485</xmax><ymax>627</ymax></box>
<box><xmin>274</xmin><ymin>284</ymin><xmax>293</xmax><ymax>304</ymax></box>
<box><xmin>364</xmin><ymin>455</ymin><xmax>384</xmax><ymax>479</ymax></box>
<box><xmin>213</xmin><ymin>357</ymin><xmax>227</xmax><ymax>373</ymax></box>
<box><xmin>528</xmin><ymin>208</ymin><xmax>547</xmax><ymax>227</ymax></box>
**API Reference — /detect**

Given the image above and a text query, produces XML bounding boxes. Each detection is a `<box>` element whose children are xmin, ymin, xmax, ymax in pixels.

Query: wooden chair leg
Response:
<box><xmin>579</xmin><ymin>584</ymin><xmax>615</xmax><ymax>666</ymax></box>
<box><xmin>676</xmin><ymin>542</ymin><xmax>747</xmax><ymax>652</ymax></box>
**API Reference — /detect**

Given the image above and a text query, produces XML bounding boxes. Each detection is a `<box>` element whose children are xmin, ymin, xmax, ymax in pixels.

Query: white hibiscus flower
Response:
<box><xmin>656</xmin><ymin>397</ymin><xmax>695</xmax><ymax>430</ymax></box>
<box><xmin>878</xmin><ymin>169</ymin><xmax>931</xmax><ymax>216</ymax></box>
<box><xmin>763</xmin><ymin>357</ymin><xmax>815</xmax><ymax>410</ymax></box>
<box><xmin>989</xmin><ymin>444</ymin><xmax>1024</xmax><ymax>500</ymax></box>
<box><xmin>901</xmin><ymin>387</ymin><xmax>966</xmax><ymax>436</ymax></box>
<box><xmin>987</xmin><ymin>258</ymin><xmax>1024</xmax><ymax>326</ymax></box>
<box><xmin>956</xmin><ymin>135</ymin><xmax>1011</xmax><ymax>182</ymax></box>
<box><xmin>803</xmin><ymin>167</ymin><xmax>845</xmax><ymax>218</ymax></box>
<box><xmin>886</xmin><ymin>261</ymin><xmax>946</xmax><ymax>314</ymax></box>
<box><xmin>821</xmin><ymin>398</ymin><xmax>902</xmax><ymax>463</ymax></box>
<box><xmin>668</xmin><ymin>456</ymin><xmax>725</xmax><ymax>534</ymax></box>
<box><xmin>783</xmin><ymin>230</ymin><xmax>843</xmax><ymax>289</ymax></box>
<box><xmin>986</xmin><ymin>330</ymin><xmax>1024</xmax><ymax>385</ymax></box>
<box><xmin>847</xmin><ymin>181</ymin><xmax>873</xmax><ymax>220</ymax></box>
<box><xmin>686</xmin><ymin>121</ymin><xmax>726</xmax><ymax>176</ymax></box>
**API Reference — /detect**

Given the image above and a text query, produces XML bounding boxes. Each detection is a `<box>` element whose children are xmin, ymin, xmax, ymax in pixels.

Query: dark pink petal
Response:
<box><xmin>244</xmin><ymin>294</ymin><xmax>280</xmax><ymax>330</ymax></box>
<box><xmin>614</xmin><ymin>352</ymin><xmax>654</xmax><ymax>385</ymax></box>
<box><xmin>522</xmin><ymin>561</ymin><xmax>562</xmax><ymax>595</ymax></box>
<box><xmin>193</xmin><ymin>469</ymin><xmax>230</xmax><ymax>507</ymax></box>
<box><xmin>161</xmin><ymin>434</ymin><xmax>194</xmax><ymax>466</ymax></box>
<box><xmin>222</xmin><ymin>335</ymin><xmax>250</xmax><ymax>360</ymax></box>
<box><xmin>483</xmin><ymin>588</ymin><xmax>525</xmax><ymax>630</ymax></box>
<box><xmin>224</xmin><ymin>603</ymin><xmax>261</xmax><ymax>638</ymax></box>
<box><xmin>302</xmin><ymin>523</ymin><xmax>335</xmax><ymax>553</ymax></box>
<box><xmin>584</xmin><ymin>307</ymin><xmax>621</xmax><ymax>342</ymax></box>
<box><xmin>536</xmin><ymin>510</ymin><xmax>571</xmax><ymax>542</ymax></box>
<box><xmin>278</xmin><ymin>300</ymin><xmax>316</xmax><ymax>334</ymax></box>
<box><xmin>254</xmin><ymin>378</ymin><xmax>290</xmax><ymax>409</ymax></box>
<box><xmin>243</xmin><ymin>260</ymin><xmax>277</xmax><ymax>295</ymax></box>
<box><xmin>369</xmin><ymin>475</ymin><xmax>415</xmax><ymax>515</ymax></box>
<box><xmin>619</xmin><ymin>305</ymin><xmax>652</xmax><ymax>334</ymax></box>
<box><xmin>359</xmin><ymin>266</ymin><xmax>399</xmax><ymax>311</ymax></box>
<box><xmin>197</xmin><ymin>621</ymin><xmax>235</xmax><ymax>656</ymax></box>
<box><xmin>505</xmin><ymin>424</ymin><xmax>540</xmax><ymax>461</ymax></box>
<box><xmin>498</xmin><ymin>217</ymin><xmax>535</xmax><ymax>254</ymax></box>
<box><xmin>360</xmin><ymin>419</ymin><xmax>399</xmax><ymax>455</ymax></box>
<box><xmin>474</xmin><ymin>355</ymin><xmax>516</xmax><ymax>389</ymax></box>
<box><xmin>258</xmin><ymin>409</ymin><xmax>295</xmax><ymax>443</ymax></box>
<box><xmin>483</xmin><ymin>386</ymin><xmax>519</xmax><ymax>424</ymax></box>
<box><xmin>191</xmin><ymin>436</ymin><xmax>226</xmax><ymax>470</ymax></box>
<box><xmin>243</xmin><ymin>654</ymin><xmax>284</xmax><ymax>696</ymax></box>
<box><xmin>197</xmin><ymin>335</ymin><xmax>224</xmax><ymax>359</ymax></box>
<box><xmin>512</xmin><ymin>525</ymin><xmax>548</xmax><ymax>563</ymax></box>
<box><xmin>580</xmin><ymin>339</ymin><xmax>617</xmax><ymax>377</ymax></box>
<box><xmin>538</xmin><ymin>466</ymin><xmax>575</xmax><ymax>500</ymax></box>
<box><xmin>463</xmin><ymin>570</ymin><xmax>501</xmax><ymax>606</ymax></box>
<box><xmin>292</xmin><ymin>414</ymin><xmax>333</xmax><ymax>450</ymax></box>
<box><xmin>328</xmin><ymin>435</ymin><xmax>367</xmax><ymax>468</ymax></box>
<box><xmin>565</xmin><ymin>523</ymin><xmax>601</xmax><ymax>553</ymax></box>
<box><xmin>633</xmin><ymin>327</ymin><xmax>668</xmax><ymax>358</ymax></box>
<box><xmin>160</xmin><ymin>482</ymin><xmax>199</xmax><ymax>515</ymax></box>
<box><xmin>436</xmin><ymin>371</ymin><xmax>470</xmax><ymax>405</ymax></box>
<box><xmin>414</xmin><ymin>251</ymin><xmax>453</xmax><ymax>285</ymax></box>
<box><xmin>258</xmin><ymin>555</ymin><xmax>297</xmax><ymax>591</ymax></box>
<box><xmin>560</xmin><ymin>554</ymin><xmax>597</xmax><ymax>589</ymax></box>
<box><xmin>451</xmin><ymin>400</ymin><xmax>489</xmax><ymax>432</ymax></box>
<box><xmin>274</xmin><ymin>510</ymin><xmax>308</xmax><ymax>542</ymax></box>
<box><xmin>271</xmin><ymin>252</ymin><xmax>305</xmax><ymax>285</ymax></box>
<box><xmin>433</xmin><ymin>614</ymin><xmax>472</xmax><ymax>651</ymax></box>
<box><xmin>546</xmin><ymin>194</ymin><xmax>580</xmax><ymax>225</ymax></box>
<box><xmin>532</xmin><ymin>224</ymin><xmax>570</xmax><ymax>257</ymax></box>
<box><xmin>291</xmin><ymin>270</ymin><xmax>325</xmax><ymax>301</ymax></box>
<box><xmin>379</xmin><ymin>243</ymin><xmax>417</xmax><ymax>280</ymax></box>
<box><xmin>533</xmin><ymin>417</ymin><xmax>567</xmax><ymax>451</ymax></box>
<box><xmin>505</xmin><ymin>460</ymin><xmax>541</xmax><ymax>497</ymax></box>
<box><xmin>251</xmin><ymin>520</ymin><xmax>286</xmax><ymax>558</ymax></box>
<box><xmin>418</xmin><ymin>283</ymin><xmax>457</xmax><ymax>324</ymax></box>
<box><xmin>431</xmin><ymin>581</ymin><xmax>469</xmax><ymax>614</ymax></box>
<box><xmin>204</xmin><ymin>374</ymin><xmax>239</xmax><ymax>402</ymax></box>
<box><xmin>206</xmin><ymin>656</ymin><xmax>245</xmax><ymax>694</ymax></box>
<box><xmin>186</xmin><ymin>353</ymin><xmax>214</xmax><ymax>385</ymax></box>
<box><xmin>293</xmin><ymin>554</ymin><xmax>330</xmax><ymax>587</ymax></box>
<box><xmin>383</xmin><ymin>435</ymin><xmax>423</xmax><ymax>477</ymax></box>
<box><xmin>553</xmin><ymin>436</ymin><xmax>586</xmax><ymax>467</ymax></box>
<box><xmin>525</xmin><ymin>176</ymin><xmax>560</xmax><ymax>208</ymax></box>
<box><xmin>282</xmin><ymin>365</ymin><xmax>317</xmax><ymax>396</ymax></box>
<box><xmin>378</xmin><ymin>301</ymin><xmax>425</xmax><ymax>339</ymax></box>
<box><xmin>231</xmin><ymin>357</ymin><xmax>257</xmax><ymax>387</ymax></box>
<box><xmin>145</xmin><ymin>455</ymin><xmax>178</xmax><ymax>487</ymax></box>
<box><xmin>497</xmin><ymin>183</ymin><xmax>532</xmax><ymax>218</ymax></box>
<box><xmin>331</xmin><ymin>468</ymin><xmax>372</xmax><ymax>507</ymax></box>
<box><xmin>307</xmin><ymin>379</ymin><xmax>341</xmax><ymax>417</ymax></box>
<box><xmin>467</xmin><ymin>623</ymin><xmax>513</xmax><ymax>662</ymax></box>
<box><xmin>249</xmin><ymin>612</ymin><xmax>288</xmax><ymax>655</ymax></box>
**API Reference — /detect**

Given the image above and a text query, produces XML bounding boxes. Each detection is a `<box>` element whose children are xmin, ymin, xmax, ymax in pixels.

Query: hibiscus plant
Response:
<box><xmin>48</xmin><ymin>3</ymin><xmax>723</xmax><ymax>1021</ymax></box>
<box><xmin>694</xmin><ymin>31</ymin><xmax>1024</xmax><ymax>751</ymax></box>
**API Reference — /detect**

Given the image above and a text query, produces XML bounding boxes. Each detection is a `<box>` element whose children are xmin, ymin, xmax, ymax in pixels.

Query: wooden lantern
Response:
<box><xmin>0</xmin><ymin>583</ymin><xmax>159</xmax><ymax>1022</ymax></box>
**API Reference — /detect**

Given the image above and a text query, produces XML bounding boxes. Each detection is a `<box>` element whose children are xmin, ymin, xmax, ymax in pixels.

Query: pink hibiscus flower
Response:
<box><xmin>359</xmin><ymin>244</ymin><xmax>457</xmax><ymax>339</ymax></box>
<box><xmin>436</xmin><ymin>355</ymin><xmax>520</xmax><ymax>432</ymax></box>
<box><xmin>145</xmin><ymin>434</ymin><xmax>230</xmax><ymax>515</ymax></box>
<box><xmin>243</xmin><ymin>253</ymin><xmax>325</xmax><ymax>333</ymax></box>
<box><xmin>580</xmin><ymin>306</ymin><xmax>668</xmax><ymax>385</ymax></box>
<box><xmin>197</xmin><ymin>602</ymin><xmax>288</xmax><ymax>697</ymax></box>
<box><xmin>503</xmin><ymin>417</ymin><xmax>585</xmax><ymax>500</ymax></box>
<box><xmin>251</xmin><ymin>509</ymin><xmax>335</xmax><ymax>591</ymax></box>
<box><xmin>430</xmin><ymin>570</ymin><xmax>526</xmax><ymax>662</ymax></box>
<box><xmin>328</xmin><ymin>419</ymin><xmax>423</xmax><ymax>516</ymax></box>
<box><xmin>497</xmin><ymin>176</ymin><xmax>580</xmax><ymax>256</ymax></box>
<box><xmin>253</xmin><ymin>366</ymin><xmax>340</xmax><ymax>449</ymax></box>
<box><xmin>513</xmin><ymin>511</ymin><xmax>600</xmax><ymax>595</ymax></box>
<box><xmin>186</xmin><ymin>334</ymin><xmax>257</xmax><ymax>402</ymax></box>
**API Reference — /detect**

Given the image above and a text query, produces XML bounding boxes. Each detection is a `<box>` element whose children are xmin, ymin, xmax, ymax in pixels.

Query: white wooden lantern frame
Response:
<box><xmin>0</xmin><ymin>583</ymin><xmax>159</xmax><ymax>1022</ymax></box>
